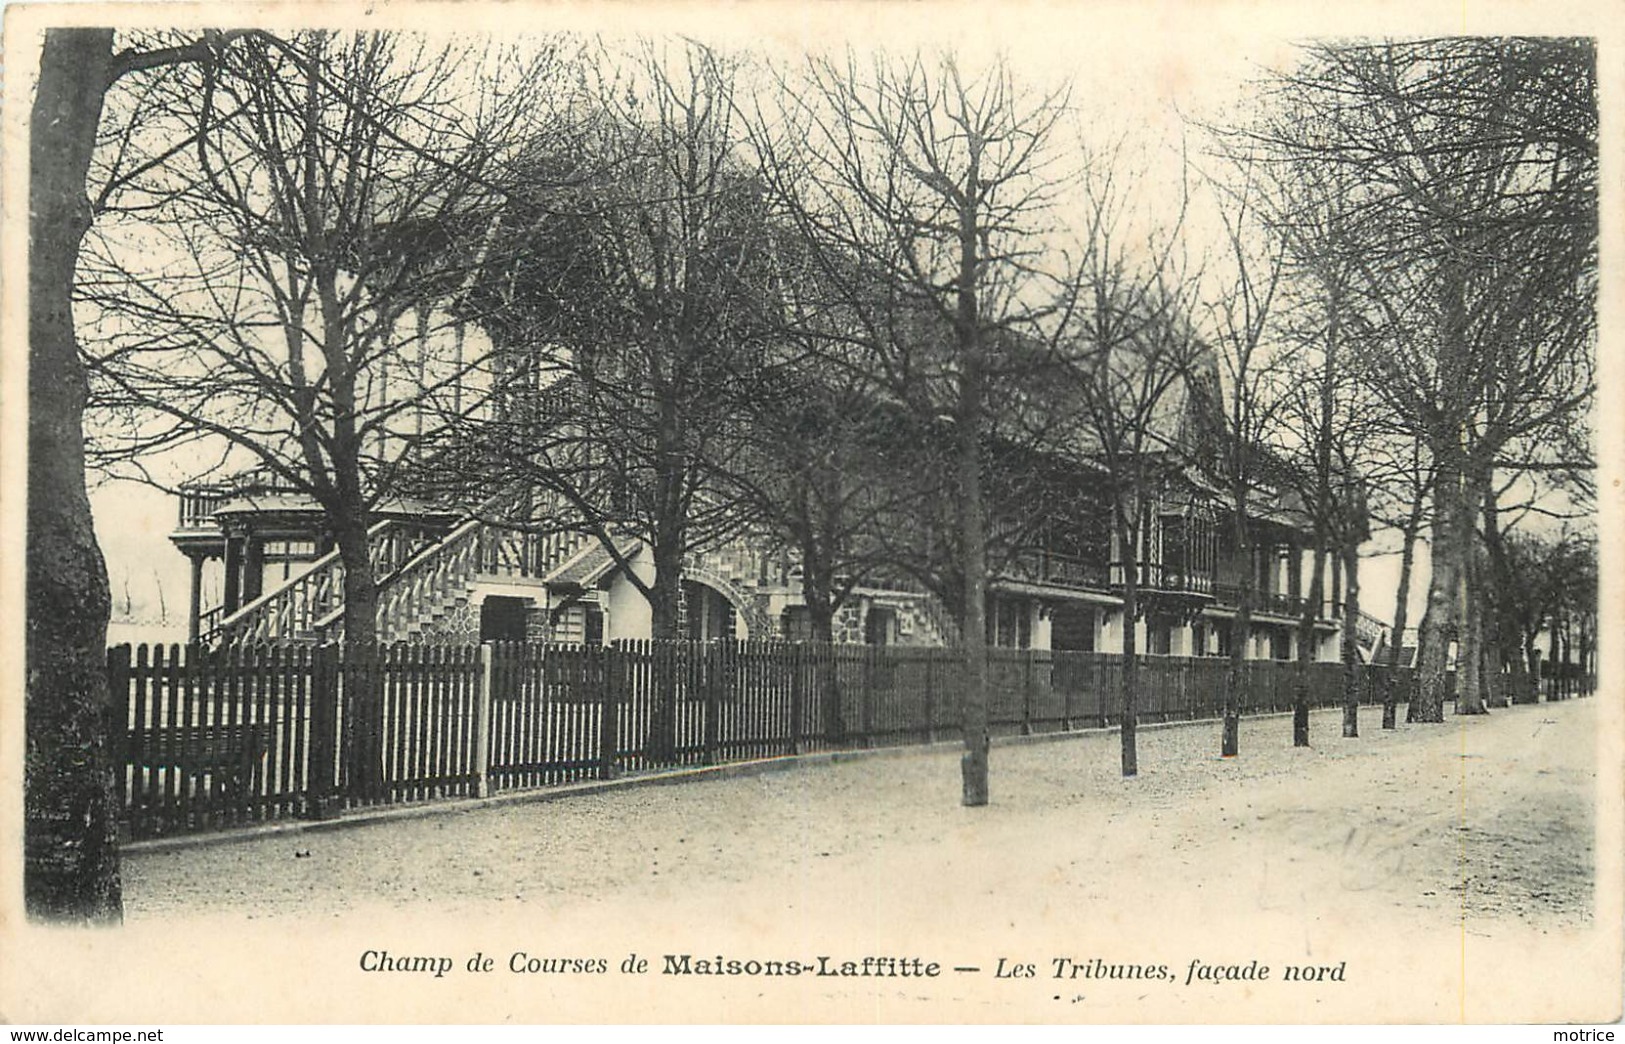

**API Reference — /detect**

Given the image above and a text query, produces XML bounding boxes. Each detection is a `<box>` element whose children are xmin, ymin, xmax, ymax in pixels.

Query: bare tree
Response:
<box><xmin>1051</xmin><ymin>157</ymin><xmax>1208</xmax><ymax>777</ymax></box>
<box><xmin>1195</xmin><ymin>149</ymin><xmax>1289</xmax><ymax>757</ymax></box>
<box><xmin>1249</xmin><ymin>38</ymin><xmax>1597</xmax><ymax>723</ymax></box>
<box><xmin>81</xmin><ymin>30</ymin><xmax>564</xmax><ymax>789</ymax></box>
<box><xmin>1371</xmin><ymin>433</ymin><xmax>1434</xmax><ymax>727</ymax></box>
<box><xmin>750</xmin><ymin>49</ymin><xmax>1076</xmax><ymax>802</ymax></box>
<box><xmin>25</xmin><ymin>24</ymin><xmax>292</xmax><ymax>923</ymax></box>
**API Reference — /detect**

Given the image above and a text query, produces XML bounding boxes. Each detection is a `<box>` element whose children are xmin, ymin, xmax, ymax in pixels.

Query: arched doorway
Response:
<box><xmin>681</xmin><ymin>579</ymin><xmax>740</xmax><ymax>641</ymax></box>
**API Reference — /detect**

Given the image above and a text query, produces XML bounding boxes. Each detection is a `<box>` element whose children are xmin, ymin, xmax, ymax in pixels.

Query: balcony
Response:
<box><xmin>1209</xmin><ymin>582</ymin><xmax>1318</xmax><ymax>619</ymax></box>
<box><xmin>1006</xmin><ymin>549</ymin><xmax>1111</xmax><ymax>591</ymax></box>
<box><xmin>1110</xmin><ymin>561</ymin><xmax>1214</xmax><ymax>597</ymax></box>
<box><xmin>176</xmin><ymin>485</ymin><xmax>229</xmax><ymax>531</ymax></box>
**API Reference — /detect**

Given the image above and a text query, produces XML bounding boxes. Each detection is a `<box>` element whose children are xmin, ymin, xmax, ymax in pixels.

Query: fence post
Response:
<box><xmin>474</xmin><ymin>644</ymin><xmax>494</xmax><ymax>799</ymax></box>
<box><xmin>107</xmin><ymin>644</ymin><xmax>132</xmax><ymax>843</ymax></box>
<box><xmin>1060</xmin><ymin>653</ymin><xmax>1073</xmax><ymax>731</ymax></box>
<box><xmin>599</xmin><ymin>643</ymin><xmax>620</xmax><ymax>780</ymax></box>
<box><xmin>860</xmin><ymin>646</ymin><xmax>875</xmax><ymax>748</ymax></box>
<box><xmin>1021</xmin><ymin>651</ymin><xmax>1034</xmax><ymax>736</ymax></box>
<box><xmin>924</xmin><ymin>650</ymin><xmax>937</xmax><ymax>744</ymax></box>
<box><xmin>824</xmin><ymin>645</ymin><xmax>845</xmax><ymax>745</ymax></box>
<box><xmin>305</xmin><ymin>642</ymin><xmax>341</xmax><ymax>819</ymax></box>
<box><xmin>704</xmin><ymin>643</ymin><xmax>722</xmax><ymax>766</ymax></box>
<box><xmin>788</xmin><ymin>644</ymin><xmax>804</xmax><ymax>756</ymax></box>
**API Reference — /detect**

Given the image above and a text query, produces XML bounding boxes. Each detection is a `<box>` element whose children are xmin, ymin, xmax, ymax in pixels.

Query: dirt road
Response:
<box><xmin>16</xmin><ymin>698</ymin><xmax>1620</xmax><ymax>1024</ymax></box>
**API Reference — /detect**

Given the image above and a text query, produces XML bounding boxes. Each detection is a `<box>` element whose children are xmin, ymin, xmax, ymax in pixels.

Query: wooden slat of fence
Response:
<box><xmin>459</xmin><ymin>645</ymin><xmax>478</xmax><ymax>793</ymax></box>
<box><xmin>260</xmin><ymin>644</ymin><xmax>280</xmax><ymax>819</ymax></box>
<box><xmin>404</xmin><ymin>644</ymin><xmax>422</xmax><ymax>798</ymax></box>
<box><xmin>380</xmin><ymin>644</ymin><xmax>398</xmax><ymax>801</ymax></box>
<box><xmin>446</xmin><ymin>645</ymin><xmax>464</xmax><ymax>795</ymax></box>
<box><xmin>425</xmin><ymin>644</ymin><xmax>446</xmax><ymax>797</ymax></box>
<box><xmin>450</xmin><ymin>645</ymin><xmax>471</xmax><ymax>794</ymax></box>
<box><xmin>104</xmin><ymin>646</ymin><xmax>128</xmax><ymax>836</ymax></box>
<box><xmin>243</xmin><ymin>643</ymin><xmax>262</xmax><ymax>822</ymax></box>
<box><xmin>562</xmin><ymin>645</ymin><xmax>579</xmax><ymax>782</ymax></box>
<box><xmin>290</xmin><ymin>644</ymin><xmax>309</xmax><ymax>817</ymax></box>
<box><xmin>490</xmin><ymin>644</ymin><xmax>508</xmax><ymax>787</ymax></box>
<box><xmin>539</xmin><ymin>643</ymin><xmax>559</xmax><ymax>780</ymax></box>
<box><xmin>229</xmin><ymin>644</ymin><xmax>248</xmax><ymax>824</ymax></box>
<box><xmin>162</xmin><ymin>644</ymin><xmax>183</xmax><ymax>832</ymax></box>
<box><xmin>527</xmin><ymin>643</ymin><xmax>544</xmax><ymax>783</ymax></box>
<box><xmin>423</xmin><ymin>646</ymin><xmax>442</xmax><ymax>797</ymax></box>
<box><xmin>516</xmin><ymin>643</ymin><xmax>537</xmax><ymax>786</ymax></box>
<box><xmin>179</xmin><ymin>643</ymin><xmax>198</xmax><ymax>832</ymax></box>
<box><xmin>129</xmin><ymin>644</ymin><xmax>150</xmax><ymax>838</ymax></box>
<box><xmin>250</xmin><ymin>643</ymin><xmax>271</xmax><ymax>821</ymax></box>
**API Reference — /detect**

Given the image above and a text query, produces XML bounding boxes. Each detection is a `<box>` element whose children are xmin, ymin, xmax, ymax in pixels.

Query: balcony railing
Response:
<box><xmin>1109</xmin><ymin>561</ymin><xmax>1215</xmax><ymax>596</ymax></box>
<box><xmin>176</xmin><ymin>486</ymin><xmax>228</xmax><ymax>530</ymax></box>
<box><xmin>1007</xmin><ymin>549</ymin><xmax>1110</xmax><ymax>591</ymax></box>
<box><xmin>1008</xmin><ymin>551</ymin><xmax>1234</xmax><ymax>602</ymax></box>
<box><xmin>1210</xmin><ymin>582</ymin><xmax>1307</xmax><ymax>618</ymax></box>
<box><xmin>176</xmin><ymin>467</ymin><xmax>308</xmax><ymax>530</ymax></box>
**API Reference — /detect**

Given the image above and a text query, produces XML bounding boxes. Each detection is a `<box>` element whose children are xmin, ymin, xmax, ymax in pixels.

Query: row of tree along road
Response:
<box><xmin>27</xmin><ymin>30</ymin><xmax>1596</xmax><ymax>922</ymax></box>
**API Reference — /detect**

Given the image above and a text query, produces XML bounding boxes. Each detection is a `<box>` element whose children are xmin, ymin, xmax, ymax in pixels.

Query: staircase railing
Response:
<box><xmin>201</xmin><ymin>518</ymin><xmax>440</xmax><ymax>645</ymax></box>
<box><xmin>361</xmin><ymin>524</ymin><xmax>597</xmax><ymax>642</ymax></box>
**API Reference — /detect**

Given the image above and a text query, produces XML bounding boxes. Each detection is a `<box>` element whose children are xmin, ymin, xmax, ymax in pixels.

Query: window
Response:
<box><xmin>782</xmin><ymin>606</ymin><xmax>811</xmax><ymax>642</ymax></box>
<box><xmin>479</xmin><ymin>596</ymin><xmax>529</xmax><ymax>643</ymax></box>
<box><xmin>1150</xmin><ymin>618</ymin><xmax>1173</xmax><ymax>656</ymax></box>
<box><xmin>990</xmin><ymin>597</ymin><xmax>1032</xmax><ymax>649</ymax></box>
<box><xmin>865</xmin><ymin>606</ymin><xmax>896</xmax><ymax>646</ymax></box>
<box><xmin>264</xmin><ymin>539</ymin><xmax>318</xmax><ymax>559</ymax></box>
<box><xmin>1051</xmin><ymin>605</ymin><xmax>1095</xmax><ymax>652</ymax></box>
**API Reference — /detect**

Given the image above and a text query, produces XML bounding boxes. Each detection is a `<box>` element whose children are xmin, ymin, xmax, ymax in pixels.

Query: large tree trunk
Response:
<box><xmin>1524</xmin><ymin>639</ymin><xmax>1543</xmax><ymax>703</ymax></box>
<box><xmin>1414</xmin><ymin>450</ymin><xmax>1465</xmax><ymax>723</ymax></box>
<box><xmin>1384</xmin><ymin>502</ymin><xmax>1421</xmax><ymax>729</ymax></box>
<box><xmin>1221</xmin><ymin>497</ymin><xmax>1252</xmax><ymax>757</ymax></box>
<box><xmin>334</xmin><ymin>511</ymin><xmax>384</xmax><ymax>797</ymax></box>
<box><xmin>798</xmin><ymin>555</ymin><xmax>845</xmax><ymax>742</ymax></box>
<box><xmin>956</xmin><ymin>353</ymin><xmax>990</xmax><ymax>805</ymax></box>
<box><xmin>646</xmin><ymin>535</ymin><xmax>684</xmax><ymax>763</ymax></box>
<box><xmin>955</xmin><ymin>148</ymin><xmax>990</xmax><ymax>808</ymax></box>
<box><xmin>1479</xmin><ymin>479</ymin><xmax>1516</xmax><ymax>708</ymax></box>
<box><xmin>1547</xmin><ymin>616</ymin><xmax>1562</xmax><ymax>700</ymax></box>
<box><xmin>1553</xmin><ymin>624</ymin><xmax>1566</xmax><ymax>699</ymax></box>
<box><xmin>1455</xmin><ymin>552</ymin><xmax>1488</xmax><ymax>715</ymax></box>
<box><xmin>1292</xmin><ymin>539</ymin><xmax>1326</xmax><ymax>747</ymax></box>
<box><xmin>1117</xmin><ymin>509</ymin><xmax>1140</xmax><ymax>778</ymax></box>
<box><xmin>1454</xmin><ymin>468</ymin><xmax>1488</xmax><ymax>715</ymax></box>
<box><xmin>26</xmin><ymin>28</ymin><xmax>122</xmax><ymax>924</ymax></box>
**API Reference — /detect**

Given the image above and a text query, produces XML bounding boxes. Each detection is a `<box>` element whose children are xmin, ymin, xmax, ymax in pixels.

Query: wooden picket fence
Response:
<box><xmin>108</xmin><ymin>639</ymin><xmax>1421</xmax><ymax>841</ymax></box>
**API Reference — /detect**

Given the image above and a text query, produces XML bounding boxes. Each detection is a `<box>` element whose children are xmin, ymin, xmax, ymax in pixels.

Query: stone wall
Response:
<box><xmin>413</xmin><ymin>597</ymin><xmax>478</xmax><ymax>644</ymax></box>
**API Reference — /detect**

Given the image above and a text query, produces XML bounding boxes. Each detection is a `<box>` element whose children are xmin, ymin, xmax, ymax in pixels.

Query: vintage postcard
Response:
<box><xmin>2</xmin><ymin>0</ymin><xmax>1620</xmax><ymax>1028</ymax></box>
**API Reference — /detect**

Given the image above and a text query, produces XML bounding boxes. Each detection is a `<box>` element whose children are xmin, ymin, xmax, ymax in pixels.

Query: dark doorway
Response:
<box><xmin>865</xmin><ymin>606</ymin><xmax>896</xmax><ymax>646</ymax></box>
<box><xmin>1051</xmin><ymin>605</ymin><xmax>1096</xmax><ymax>652</ymax></box>
<box><xmin>479</xmin><ymin>596</ymin><xmax>529</xmax><ymax>643</ymax></box>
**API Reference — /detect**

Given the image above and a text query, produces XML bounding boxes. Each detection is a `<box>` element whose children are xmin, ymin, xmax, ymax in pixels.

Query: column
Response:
<box><xmin>243</xmin><ymin>528</ymin><xmax>265</xmax><ymax>603</ymax></box>
<box><xmin>222</xmin><ymin>533</ymin><xmax>243</xmax><ymax>613</ymax></box>
<box><xmin>187</xmin><ymin>553</ymin><xmax>204</xmax><ymax>642</ymax></box>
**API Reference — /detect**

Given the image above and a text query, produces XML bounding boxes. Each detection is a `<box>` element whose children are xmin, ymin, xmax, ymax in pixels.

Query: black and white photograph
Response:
<box><xmin>3</xmin><ymin>0</ymin><xmax>1619</xmax><ymax>1029</ymax></box>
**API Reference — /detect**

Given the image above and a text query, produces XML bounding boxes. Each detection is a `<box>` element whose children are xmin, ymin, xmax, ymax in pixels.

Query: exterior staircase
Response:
<box><xmin>200</xmin><ymin>504</ymin><xmax>602</xmax><ymax>645</ymax></box>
